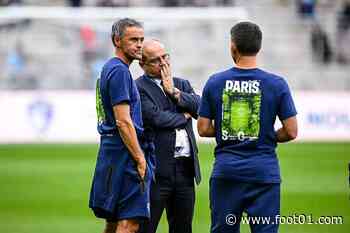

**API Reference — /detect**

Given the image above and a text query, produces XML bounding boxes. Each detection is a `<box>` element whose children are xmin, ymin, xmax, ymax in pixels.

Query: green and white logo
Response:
<box><xmin>222</xmin><ymin>80</ymin><xmax>261</xmax><ymax>141</ymax></box>
<box><xmin>96</xmin><ymin>78</ymin><xmax>106</xmax><ymax>124</ymax></box>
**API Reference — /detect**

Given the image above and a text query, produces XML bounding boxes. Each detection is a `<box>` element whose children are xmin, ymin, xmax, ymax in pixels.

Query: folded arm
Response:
<box><xmin>140</xmin><ymin>90</ymin><xmax>190</xmax><ymax>129</ymax></box>
<box><xmin>176</xmin><ymin>88</ymin><xmax>201</xmax><ymax>119</ymax></box>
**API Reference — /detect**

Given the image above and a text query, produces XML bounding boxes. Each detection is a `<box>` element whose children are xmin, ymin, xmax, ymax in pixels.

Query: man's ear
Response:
<box><xmin>230</xmin><ymin>41</ymin><xmax>237</xmax><ymax>54</ymax></box>
<box><xmin>230</xmin><ymin>40</ymin><xmax>239</xmax><ymax>62</ymax></box>
<box><xmin>114</xmin><ymin>36</ymin><xmax>121</xmax><ymax>48</ymax></box>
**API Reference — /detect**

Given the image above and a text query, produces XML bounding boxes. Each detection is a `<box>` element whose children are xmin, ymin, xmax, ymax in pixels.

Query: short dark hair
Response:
<box><xmin>230</xmin><ymin>21</ymin><xmax>262</xmax><ymax>56</ymax></box>
<box><xmin>111</xmin><ymin>18</ymin><xmax>143</xmax><ymax>47</ymax></box>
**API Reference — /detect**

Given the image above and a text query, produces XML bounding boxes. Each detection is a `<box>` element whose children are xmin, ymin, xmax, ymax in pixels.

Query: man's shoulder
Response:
<box><xmin>173</xmin><ymin>77</ymin><xmax>195</xmax><ymax>92</ymax></box>
<box><xmin>254</xmin><ymin>69</ymin><xmax>292</xmax><ymax>96</ymax></box>
<box><xmin>173</xmin><ymin>77</ymin><xmax>189</xmax><ymax>84</ymax></box>
<box><xmin>135</xmin><ymin>75</ymin><xmax>147</xmax><ymax>87</ymax></box>
<box><xmin>102</xmin><ymin>58</ymin><xmax>130</xmax><ymax>76</ymax></box>
<box><xmin>208</xmin><ymin>68</ymin><xmax>234</xmax><ymax>82</ymax></box>
<box><xmin>172</xmin><ymin>76</ymin><xmax>185</xmax><ymax>81</ymax></box>
<box><xmin>202</xmin><ymin>70</ymin><xmax>229</xmax><ymax>90</ymax></box>
<box><xmin>255</xmin><ymin>68</ymin><xmax>284</xmax><ymax>81</ymax></box>
<box><xmin>135</xmin><ymin>74</ymin><xmax>145</xmax><ymax>82</ymax></box>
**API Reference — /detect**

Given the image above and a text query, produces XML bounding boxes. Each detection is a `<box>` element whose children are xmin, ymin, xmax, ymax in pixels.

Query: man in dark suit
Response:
<box><xmin>136</xmin><ymin>39</ymin><xmax>201</xmax><ymax>233</ymax></box>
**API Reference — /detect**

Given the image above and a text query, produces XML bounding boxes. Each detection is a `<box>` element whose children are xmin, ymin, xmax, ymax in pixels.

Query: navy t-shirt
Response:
<box><xmin>199</xmin><ymin>67</ymin><xmax>297</xmax><ymax>183</ymax></box>
<box><xmin>96</xmin><ymin>57</ymin><xmax>143</xmax><ymax>143</ymax></box>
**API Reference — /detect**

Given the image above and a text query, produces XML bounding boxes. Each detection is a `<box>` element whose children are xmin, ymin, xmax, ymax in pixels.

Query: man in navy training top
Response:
<box><xmin>197</xmin><ymin>21</ymin><xmax>298</xmax><ymax>233</ymax></box>
<box><xmin>89</xmin><ymin>18</ymin><xmax>154</xmax><ymax>233</ymax></box>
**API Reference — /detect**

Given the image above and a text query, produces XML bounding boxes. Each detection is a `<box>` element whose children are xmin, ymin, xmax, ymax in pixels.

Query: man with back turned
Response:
<box><xmin>198</xmin><ymin>21</ymin><xmax>298</xmax><ymax>233</ymax></box>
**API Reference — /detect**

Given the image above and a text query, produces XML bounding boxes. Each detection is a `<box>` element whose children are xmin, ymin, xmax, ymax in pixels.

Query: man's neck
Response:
<box><xmin>115</xmin><ymin>49</ymin><xmax>131</xmax><ymax>66</ymax></box>
<box><xmin>235</xmin><ymin>56</ymin><xmax>257</xmax><ymax>69</ymax></box>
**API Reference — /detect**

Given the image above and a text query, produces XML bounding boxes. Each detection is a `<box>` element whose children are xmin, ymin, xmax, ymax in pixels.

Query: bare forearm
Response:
<box><xmin>197</xmin><ymin>118</ymin><xmax>216</xmax><ymax>137</ymax></box>
<box><xmin>276</xmin><ymin>116</ymin><xmax>298</xmax><ymax>143</ymax></box>
<box><xmin>275</xmin><ymin>127</ymin><xmax>295</xmax><ymax>143</ymax></box>
<box><xmin>117</xmin><ymin>120</ymin><xmax>144</xmax><ymax>163</ymax></box>
<box><xmin>200</xmin><ymin>126</ymin><xmax>215</xmax><ymax>137</ymax></box>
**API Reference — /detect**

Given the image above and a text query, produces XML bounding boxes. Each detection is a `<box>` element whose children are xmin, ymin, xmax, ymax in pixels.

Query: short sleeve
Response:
<box><xmin>277</xmin><ymin>79</ymin><xmax>297</xmax><ymax>121</ymax></box>
<box><xmin>199</xmin><ymin>79</ymin><xmax>214</xmax><ymax>119</ymax></box>
<box><xmin>108</xmin><ymin>67</ymin><xmax>132</xmax><ymax>106</ymax></box>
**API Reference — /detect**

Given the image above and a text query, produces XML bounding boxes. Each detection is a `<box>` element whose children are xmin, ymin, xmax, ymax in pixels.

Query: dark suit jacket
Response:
<box><xmin>136</xmin><ymin>74</ymin><xmax>201</xmax><ymax>185</ymax></box>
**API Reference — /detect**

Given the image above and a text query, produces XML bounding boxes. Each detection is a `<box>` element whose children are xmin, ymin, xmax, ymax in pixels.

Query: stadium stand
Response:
<box><xmin>0</xmin><ymin>0</ymin><xmax>349</xmax><ymax>90</ymax></box>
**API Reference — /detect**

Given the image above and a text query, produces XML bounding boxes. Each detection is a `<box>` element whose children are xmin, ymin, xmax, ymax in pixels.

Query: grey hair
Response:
<box><xmin>111</xmin><ymin>18</ymin><xmax>143</xmax><ymax>47</ymax></box>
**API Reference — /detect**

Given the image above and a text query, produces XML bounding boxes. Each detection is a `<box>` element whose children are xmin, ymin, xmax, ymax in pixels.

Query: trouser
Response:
<box><xmin>210</xmin><ymin>178</ymin><xmax>280</xmax><ymax>233</ymax></box>
<box><xmin>139</xmin><ymin>158</ymin><xmax>195</xmax><ymax>233</ymax></box>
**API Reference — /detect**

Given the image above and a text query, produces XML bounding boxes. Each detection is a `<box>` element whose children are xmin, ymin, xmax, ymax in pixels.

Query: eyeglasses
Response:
<box><xmin>145</xmin><ymin>53</ymin><xmax>170</xmax><ymax>66</ymax></box>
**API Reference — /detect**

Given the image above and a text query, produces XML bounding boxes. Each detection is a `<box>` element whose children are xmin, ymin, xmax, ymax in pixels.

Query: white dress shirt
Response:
<box><xmin>152</xmin><ymin>78</ymin><xmax>191</xmax><ymax>158</ymax></box>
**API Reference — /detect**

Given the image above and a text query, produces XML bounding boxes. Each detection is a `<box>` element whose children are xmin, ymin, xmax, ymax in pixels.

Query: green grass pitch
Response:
<box><xmin>0</xmin><ymin>143</ymin><xmax>349</xmax><ymax>233</ymax></box>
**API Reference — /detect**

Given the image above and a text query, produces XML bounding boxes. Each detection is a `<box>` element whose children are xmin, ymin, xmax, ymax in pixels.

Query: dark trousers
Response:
<box><xmin>210</xmin><ymin>178</ymin><xmax>280</xmax><ymax>233</ymax></box>
<box><xmin>140</xmin><ymin>158</ymin><xmax>195</xmax><ymax>233</ymax></box>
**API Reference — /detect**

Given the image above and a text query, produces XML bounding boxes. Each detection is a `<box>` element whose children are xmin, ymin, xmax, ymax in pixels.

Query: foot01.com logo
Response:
<box><xmin>225</xmin><ymin>214</ymin><xmax>344</xmax><ymax>225</ymax></box>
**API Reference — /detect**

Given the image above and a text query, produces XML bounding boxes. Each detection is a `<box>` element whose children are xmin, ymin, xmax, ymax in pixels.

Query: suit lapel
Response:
<box><xmin>141</xmin><ymin>75</ymin><xmax>171</xmax><ymax>109</ymax></box>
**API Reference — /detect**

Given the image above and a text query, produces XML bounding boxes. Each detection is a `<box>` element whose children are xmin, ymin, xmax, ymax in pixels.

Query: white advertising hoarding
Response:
<box><xmin>0</xmin><ymin>91</ymin><xmax>98</xmax><ymax>143</ymax></box>
<box><xmin>0</xmin><ymin>91</ymin><xmax>349</xmax><ymax>143</ymax></box>
<box><xmin>293</xmin><ymin>92</ymin><xmax>350</xmax><ymax>141</ymax></box>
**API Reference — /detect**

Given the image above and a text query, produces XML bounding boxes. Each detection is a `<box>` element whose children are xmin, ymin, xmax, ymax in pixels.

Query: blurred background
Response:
<box><xmin>1</xmin><ymin>0</ymin><xmax>350</xmax><ymax>91</ymax></box>
<box><xmin>0</xmin><ymin>1</ymin><xmax>349</xmax><ymax>233</ymax></box>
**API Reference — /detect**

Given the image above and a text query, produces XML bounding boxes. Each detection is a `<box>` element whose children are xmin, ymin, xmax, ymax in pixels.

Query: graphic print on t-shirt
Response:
<box><xmin>96</xmin><ymin>78</ymin><xmax>106</xmax><ymax>124</ymax></box>
<box><xmin>221</xmin><ymin>80</ymin><xmax>261</xmax><ymax>141</ymax></box>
